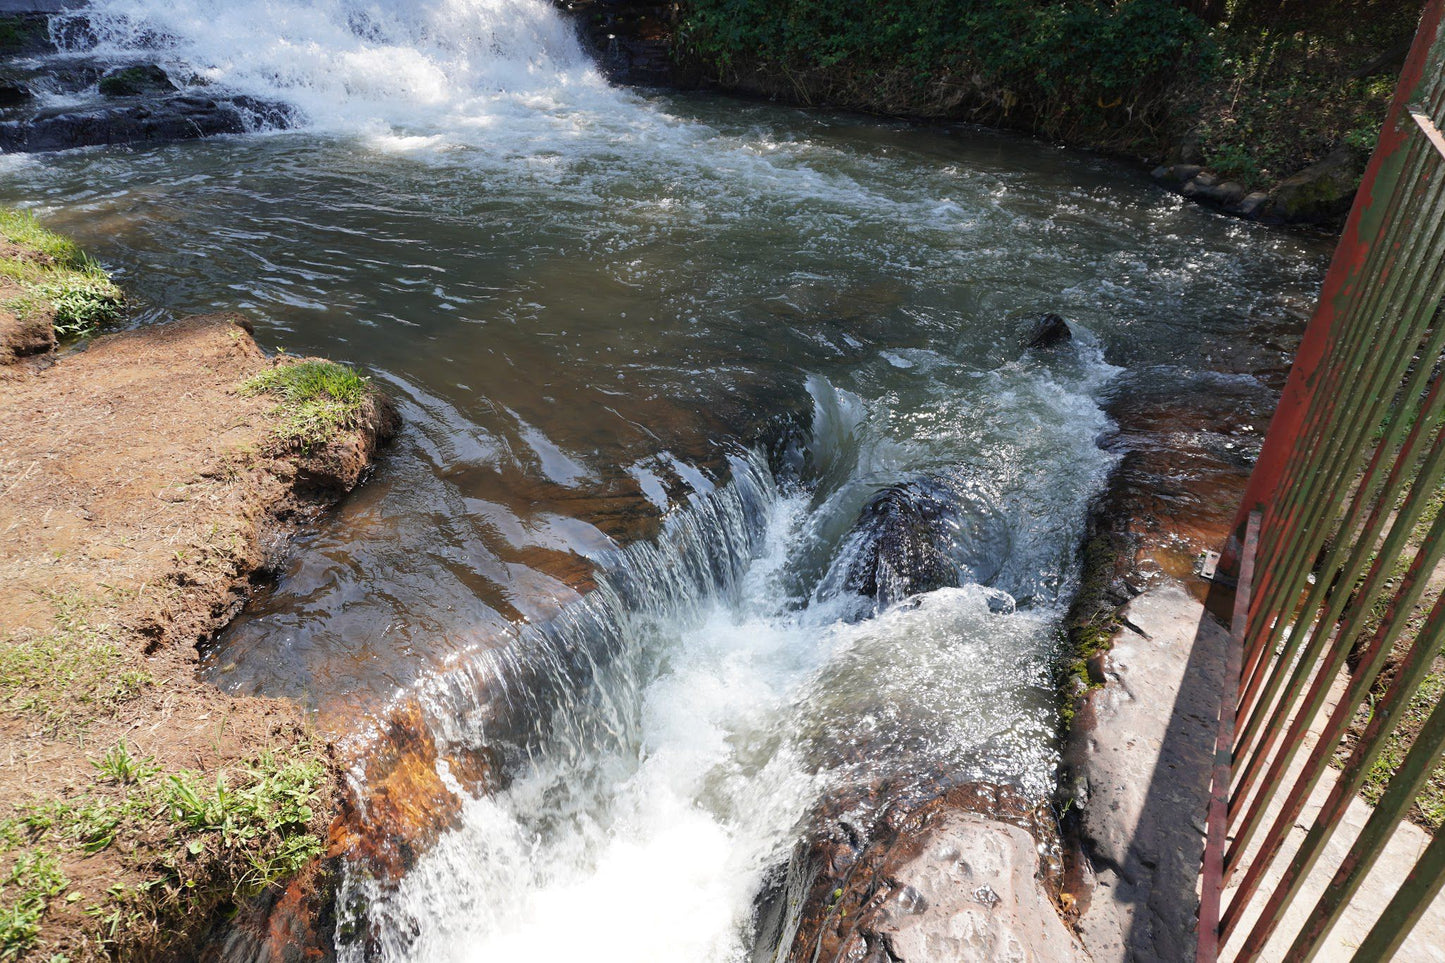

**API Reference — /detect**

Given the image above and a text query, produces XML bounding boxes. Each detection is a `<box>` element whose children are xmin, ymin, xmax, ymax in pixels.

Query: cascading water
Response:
<box><xmin>1</xmin><ymin>0</ymin><xmax>1335</xmax><ymax>958</ymax></box>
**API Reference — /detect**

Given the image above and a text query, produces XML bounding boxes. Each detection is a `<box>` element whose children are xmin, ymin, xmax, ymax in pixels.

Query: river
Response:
<box><xmin>0</xmin><ymin>0</ymin><xmax>1331</xmax><ymax>958</ymax></box>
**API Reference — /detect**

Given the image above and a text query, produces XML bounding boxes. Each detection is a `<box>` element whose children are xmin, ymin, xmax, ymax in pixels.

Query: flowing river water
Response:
<box><xmin>0</xmin><ymin>1</ymin><xmax>1334</xmax><ymax>958</ymax></box>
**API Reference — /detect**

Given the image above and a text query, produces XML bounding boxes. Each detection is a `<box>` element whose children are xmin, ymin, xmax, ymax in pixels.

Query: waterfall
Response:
<box><xmin>56</xmin><ymin>0</ymin><xmax>617</xmax><ymax>146</ymax></box>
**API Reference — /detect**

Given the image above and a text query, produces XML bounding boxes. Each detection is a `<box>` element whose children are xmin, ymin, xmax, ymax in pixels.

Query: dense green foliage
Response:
<box><xmin>679</xmin><ymin>0</ymin><xmax>1422</xmax><ymax>191</ymax></box>
<box><xmin>682</xmin><ymin>0</ymin><xmax>1215</xmax><ymax>137</ymax></box>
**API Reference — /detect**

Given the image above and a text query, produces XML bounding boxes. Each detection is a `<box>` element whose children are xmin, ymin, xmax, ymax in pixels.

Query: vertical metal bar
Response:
<box><xmin>1237</xmin><ymin>156</ymin><xmax>1445</xmax><ymax>711</ymax></box>
<box><xmin>1234</xmin><ymin>589</ymin><xmax>1445</xmax><ymax>958</ymax></box>
<box><xmin>1223</xmin><ymin>0</ymin><xmax>1445</xmax><ymax>580</ymax></box>
<box><xmin>1226</xmin><ymin>190</ymin><xmax>1445</xmax><ymax>852</ymax></box>
<box><xmin>1286</xmin><ymin>688</ymin><xmax>1445</xmax><ymax>961</ymax></box>
<box><xmin>1349</xmin><ymin>813</ymin><xmax>1445</xmax><ymax>961</ymax></box>
<box><xmin>1197</xmin><ymin>511</ymin><xmax>1259</xmax><ymax>963</ymax></box>
<box><xmin>1226</xmin><ymin>311</ymin><xmax>1445</xmax><ymax>872</ymax></box>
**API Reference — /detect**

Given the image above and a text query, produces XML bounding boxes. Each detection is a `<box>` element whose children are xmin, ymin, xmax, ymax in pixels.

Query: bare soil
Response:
<box><xmin>0</xmin><ymin>312</ymin><xmax>396</xmax><ymax>958</ymax></box>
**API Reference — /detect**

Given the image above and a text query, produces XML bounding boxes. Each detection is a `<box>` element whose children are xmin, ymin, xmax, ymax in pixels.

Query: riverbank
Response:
<box><xmin>0</xmin><ymin>216</ymin><xmax>395</xmax><ymax>959</ymax></box>
<box><xmin>561</xmin><ymin>0</ymin><xmax>1421</xmax><ymax>226</ymax></box>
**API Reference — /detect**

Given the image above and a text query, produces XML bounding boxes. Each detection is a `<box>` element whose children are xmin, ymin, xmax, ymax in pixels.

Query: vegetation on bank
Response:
<box><xmin>0</xmin><ymin>594</ymin><xmax>330</xmax><ymax>961</ymax></box>
<box><xmin>241</xmin><ymin>358</ymin><xmax>373</xmax><ymax>449</ymax></box>
<box><xmin>0</xmin><ymin>219</ymin><xmax>364</xmax><ymax>958</ymax></box>
<box><xmin>678</xmin><ymin>0</ymin><xmax>1424</xmax><ymax>197</ymax></box>
<box><xmin>0</xmin><ymin>209</ymin><xmax>123</xmax><ymax>339</ymax></box>
<box><xmin>1336</xmin><ymin>487</ymin><xmax>1445</xmax><ymax>832</ymax></box>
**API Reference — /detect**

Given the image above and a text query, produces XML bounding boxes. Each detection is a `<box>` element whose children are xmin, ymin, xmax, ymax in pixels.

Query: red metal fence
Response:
<box><xmin>1198</xmin><ymin>1</ymin><xmax>1445</xmax><ymax>958</ymax></box>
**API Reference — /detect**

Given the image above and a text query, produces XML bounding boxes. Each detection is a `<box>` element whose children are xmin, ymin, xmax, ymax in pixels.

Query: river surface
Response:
<box><xmin>0</xmin><ymin>1</ymin><xmax>1332</xmax><ymax>958</ymax></box>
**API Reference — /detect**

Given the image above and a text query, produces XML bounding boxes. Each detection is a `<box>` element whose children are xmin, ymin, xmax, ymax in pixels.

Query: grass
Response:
<box><xmin>0</xmin><ymin>746</ymin><xmax>327</xmax><ymax>960</ymax></box>
<box><xmin>0</xmin><ymin>209</ymin><xmax>123</xmax><ymax>340</ymax></box>
<box><xmin>240</xmin><ymin>359</ymin><xmax>371</xmax><ymax>448</ymax></box>
<box><xmin>0</xmin><ymin>595</ymin><xmax>152</xmax><ymax>732</ymax></box>
<box><xmin>1335</xmin><ymin>485</ymin><xmax>1445</xmax><ymax>831</ymax></box>
<box><xmin>1352</xmin><ymin>663</ymin><xmax>1445</xmax><ymax>830</ymax></box>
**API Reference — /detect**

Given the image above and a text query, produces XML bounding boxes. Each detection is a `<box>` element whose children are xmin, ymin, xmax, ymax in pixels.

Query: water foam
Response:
<box><xmin>63</xmin><ymin>0</ymin><xmax>614</xmax><ymax>146</ymax></box>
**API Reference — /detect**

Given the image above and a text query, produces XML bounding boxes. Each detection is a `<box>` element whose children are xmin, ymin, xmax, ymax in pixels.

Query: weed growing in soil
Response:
<box><xmin>0</xmin><ymin>746</ymin><xmax>328</xmax><ymax>959</ymax></box>
<box><xmin>240</xmin><ymin>359</ymin><xmax>370</xmax><ymax>448</ymax></box>
<box><xmin>0</xmin><ymin>596</ymin><xmax>151</xmax><ymax>731</ymax></box>
<box><xmin>0</xmin><ymin>209</ymin><xmax>123</xmax><ymax>339</ymax></box>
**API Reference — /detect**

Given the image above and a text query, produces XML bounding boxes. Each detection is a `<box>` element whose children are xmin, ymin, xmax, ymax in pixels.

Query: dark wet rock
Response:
<box><xmin>0</xmin><ymin>74</ymin><xmax>29</xmax><ymax>107</ymax></box>
<box><xmin>554</xmin><ymin>0</ymin><xmax>683</xmax><ymax>86</ymax></box>
<box><xmin>1026</xmin><ymin>313</ymin><xmax>1073</xmax><ymax>350</ymax></box>
<box><xmin>755</xmin><ymin>780</ymin><xmax>1081</xmax><ymax>963</ymax></box>
<box><xmin>1238</xmin><ymin>190</ymin><xmax>1271</xmax><ymax>218</ymax></box>
<box><xmin>1166</xmin><ymin>163</ymin><xmax>1202</xmax><ymax>183</ymax></box>
<box><xmin>0</xmin><ymin>13</ymin><xmax>56</xmax><ymax>55</ymax></box>
<box><xmin>98</xmin><ymin>63</ymin><xmax>176</xmax><ymax>97</ymax></box>
<box><xmin>0</xmin><ymin>93</ymin><xmax>295</xmax><ymax>152</ymax></box>
<box><xmin>834</xmin><ymin>471</ymin><xmax>1010</xmax><ymax>609</ymax></box>
<box><xmin>840</xmin><ymin>482</ymin><xmax>960</xmax><ymax>606</ymax></box>
<box><xmin>1267</xmin><ymin>146</ymin><xmax>1365</xmax><ymax>223</ymax></box>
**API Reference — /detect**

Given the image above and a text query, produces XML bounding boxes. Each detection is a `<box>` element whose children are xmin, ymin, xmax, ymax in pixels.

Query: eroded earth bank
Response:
<box><xmin>0</xmin><ymin>221</ymin><xmax>396</xmax><ymax>959</ymax></box>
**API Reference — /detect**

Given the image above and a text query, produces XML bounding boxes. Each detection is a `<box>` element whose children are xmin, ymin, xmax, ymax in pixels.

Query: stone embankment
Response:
<box><xmin>0</xmin><ymin>222</ymin><xmax>395</xmax><ymax>958</ymax></box>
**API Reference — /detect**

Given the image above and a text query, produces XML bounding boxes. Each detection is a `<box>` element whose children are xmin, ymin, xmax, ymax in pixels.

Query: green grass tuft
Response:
<box><xmin>0</xmin><ymin>596</ymin><xmax>151</xmax><ymax>731</ymax></box>
<box><xmin>0</xmin><ymin>745</ymin><xmax>327</xmax><ymax>958</ymax></box>
<box><xmin>0</xmin><ymin>209</ymin><xmax>124</xmax><ymax>341</ymax></box>
<box><xmin>0</xmin><ymin>851</ymin><xmax>68</xmax><ymax>959</ymax></box>
<box><xmin>240</xmin><ymin>360</ymin><xmax>371</xmax><ymax>448</ymax></box>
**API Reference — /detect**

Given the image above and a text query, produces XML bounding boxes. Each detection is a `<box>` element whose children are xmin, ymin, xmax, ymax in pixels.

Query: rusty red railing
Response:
<box><xmin>1198</xmin><ymin>1</ymin><xmax>1445</xmax><ymax>959</ymax></box>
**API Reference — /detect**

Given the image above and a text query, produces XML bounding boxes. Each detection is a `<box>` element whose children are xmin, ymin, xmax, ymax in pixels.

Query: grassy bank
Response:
<box><xmin>0</xmin><ymin>212</ymin><xmax>395</xmax><ymax>958</ymax></box>
<box><xmin>677</xmin><ymin>0</ymin><xmax>1424</xmax><ymax>207</ymax></box>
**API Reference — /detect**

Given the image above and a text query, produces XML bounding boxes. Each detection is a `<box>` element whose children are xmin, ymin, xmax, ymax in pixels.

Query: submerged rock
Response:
<box><xmin>1026</xmin><ymin>313</ymin><xmax>1072</xmax><ymax>350</ymax></box>
<box><xmin>834</xmin><ymin>472</ymin><xmax>1010</xmax><ymax>609</ymax></box>
<box><xmin>97</xmin><ymin>63</ymin><xmax>177</xmax><ymax>97</ymax></box>
<box><xmin>840</xmin><ymin>481</ymin><xmax>960</xmax><ymax>607</ymax></box>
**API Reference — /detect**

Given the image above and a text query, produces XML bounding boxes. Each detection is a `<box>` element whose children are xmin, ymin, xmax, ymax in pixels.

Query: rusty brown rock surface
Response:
<box><xmin>760</xmin><ymin>780</ymin><xmax>1079</xmax><ymax>963</ymax></box>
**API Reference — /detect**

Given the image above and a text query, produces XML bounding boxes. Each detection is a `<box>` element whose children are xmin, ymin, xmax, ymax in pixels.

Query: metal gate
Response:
<box><xmin>1197</xmin><ymin>0</ymin><xmax>1445</xmax><ymax>958</ymax></box>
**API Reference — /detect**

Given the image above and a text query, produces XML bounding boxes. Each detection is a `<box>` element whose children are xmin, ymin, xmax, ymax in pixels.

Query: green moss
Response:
<box><xmin>0</xmin><ymin>210</ymin><xmax>124</xmax><ymax>340</ymax></box>
<box><xmin>240</xmin><ymin>359</ymin><xmax>371</xmax><ymax>448</ymax></box>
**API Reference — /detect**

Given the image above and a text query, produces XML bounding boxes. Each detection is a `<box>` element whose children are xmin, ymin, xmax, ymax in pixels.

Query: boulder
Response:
<box><xmin>0</xmin><ymin>74</ymin><xmax>29</xmax><ymax>107</ymax></box>
<box><xmin>97</xmin><ymin>63</ymin><xmax>177</xmax><ymax>97</ymax></box>
<box><xmin>1026</xmin><ymin>313</ymin><xmax>1072</xmax><ymax>350</ymax></box>
<box><xmin>756</xmin><ymin>781</ymin><xmax>1085</xmax><ymax>963</ymax></box>
<box><xmin>841</xmin><ymin>480</ymin><xmax>960</xmax><ymax>606</ymax></box>
<box><xmin>0</xmin><ymin>94</ymin><xmax>295</xmax><ymax>152</ymax></box>
<box><xmin>1267</xmin><ymin>146</ymin><xmax>1365</xmax><ymax>223</ymax></box>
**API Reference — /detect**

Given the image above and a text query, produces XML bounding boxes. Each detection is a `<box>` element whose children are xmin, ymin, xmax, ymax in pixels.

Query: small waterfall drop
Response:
<box><xmin>57</xmin><ymin>0</ymin><xmax>618</xmax><ymax>146</ymax></box>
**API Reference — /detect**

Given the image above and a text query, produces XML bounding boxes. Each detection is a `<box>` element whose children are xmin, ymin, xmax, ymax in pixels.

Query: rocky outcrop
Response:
<box><xmin>97</xmin><ymin>62</ymin><xmax>176</xmax><ymax>97</ymax></box>
<box><xmin>1027</xmin><ymin>314</ymin><xmax>1073</xmax><ymax>351</ymax></box>
<box><xmin>841</xmin><ymin>481</ymin><xmax>962</xmax><ymax>606</ymax></box>
<box><xmin>1151</xmin><ymin>145</ymin><xmax>1366</xmax><ymax>226</ymax></box>
<box><xmin>553</xmin><ymin>0</ymin><xmax>682</xmax><ymax>86</ymax></box>
<box><xmin>1266</xmin><ymin>146</ymin><xmax>1366</xmax><ymax>223</ymax></box>
<box><xmin>0</xmin><ymin>92</ymin><xmax>294</xmax><ymax>152</ymax></box>
<box><xmin>834</xmin><ymin>471</ymin><xmax>1009</xmax><ymax>609</ymax></box>
<box><xmin>756</xmin><ymin>781</ymin><xmax>1083</xmax><ymax>963</ymax></box>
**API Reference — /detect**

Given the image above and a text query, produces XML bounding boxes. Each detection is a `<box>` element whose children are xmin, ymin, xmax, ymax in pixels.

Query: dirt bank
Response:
<box><xmin>0</xmin><ymin>301</ymin><xmax>395</xmax><ymax>958</ymax></box>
